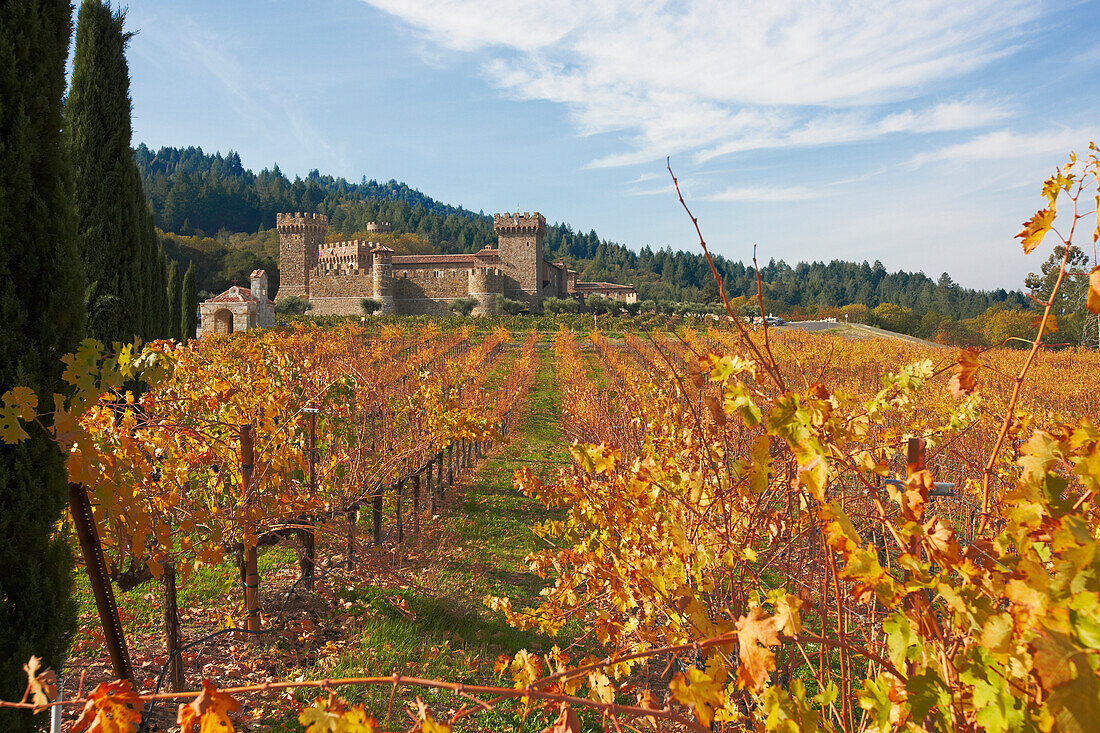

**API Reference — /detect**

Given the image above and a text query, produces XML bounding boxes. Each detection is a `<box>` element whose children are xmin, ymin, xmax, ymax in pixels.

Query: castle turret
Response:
<box><xmin>493</xmin><ymin>211</ymin><xmax>545</xmax><ymax>308</ymax></box>
<box><xmin>276</xmin><ymin>212</ymin><xmax>328</xmax><ymax>299</ymax></box>
<box><xmin>371</xmin><ymin>244</ymin><xmax>395</xmax><ymax>315</ymax></box>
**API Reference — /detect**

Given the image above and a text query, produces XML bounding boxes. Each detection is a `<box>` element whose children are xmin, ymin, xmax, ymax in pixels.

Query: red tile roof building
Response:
<box><xmin>198</xmin><ymin>270</ymin><xmax>276</xmax><ymax>335</ymax></box>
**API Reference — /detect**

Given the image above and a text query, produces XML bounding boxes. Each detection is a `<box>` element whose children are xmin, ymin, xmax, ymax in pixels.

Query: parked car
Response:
<box><xmin>764</xmin><ymin>316</ymin><xmax>786</xmax><ymax>326</ymax></box>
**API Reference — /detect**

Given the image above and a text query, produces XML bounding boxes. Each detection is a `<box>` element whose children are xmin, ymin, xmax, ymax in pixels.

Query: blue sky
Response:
<box><xmin>120</xmin><ymin>0</ymin><xmax>1100</xmax><ymax>290</ymax></box>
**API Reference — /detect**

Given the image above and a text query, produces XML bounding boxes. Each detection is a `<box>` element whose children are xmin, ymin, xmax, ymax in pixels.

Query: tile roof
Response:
<box><xmin>206</xmin><ymin>285</ymin><xmax>273</xmax><ymax>304</ymax></box>
<box><xmin>392</xmin><ymin>254</ymin><xmax>476</xmax><ymax>266</ymax></box>
<box><xmin>574</xmin><ymin>281</ymin><xmax>636</xmax><ymax>290</ymax></box>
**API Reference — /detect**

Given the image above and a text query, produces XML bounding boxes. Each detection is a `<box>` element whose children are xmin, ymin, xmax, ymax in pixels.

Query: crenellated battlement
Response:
<box><xmin>363</xmin><ymin>221</ymin><xmax>393</xmax><ymax>233</ymax></box>
<box><xmin>276</xmin><ymin>212</ymin><xmax>330</xmax><ymax>231</ymax></box>
<box><xmin>493</xmin><ymin>211</ymin><xmax>545</xmax><ymax>234</ymax></box>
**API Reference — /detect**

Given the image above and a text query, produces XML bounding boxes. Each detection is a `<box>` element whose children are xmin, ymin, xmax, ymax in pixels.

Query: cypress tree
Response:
<box><xmin>67</xmin><ymin>0</ymin><xmax>149</xmax><ymax>346</ymax></box>
<box><xmin>181</xmin><ymin>263</ymin><xmax>198</xmax><ymax>341</ymax></box>
<box><xmin>167</xmin><ymin>260</ymin><xmax>181</xmax><ymax>341</ymax></box>
<box><xmin>0</xmin><ymin>1</ymin><xmax>85</xmax><ymax>728</ymax></box>
<box><xmin>156</xmin><ymin>244</ymin><xmax>170</xmax><ymax>337</ymax></box>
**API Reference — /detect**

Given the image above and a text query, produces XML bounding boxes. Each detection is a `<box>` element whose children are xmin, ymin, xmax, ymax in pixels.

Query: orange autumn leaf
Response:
<box><xmin>541</xmin><ymin>702</ymin><xmax>582</xmax><ymax>733</ymax></box>
<box><xmin>948</xmin><ymin>347</ymin><xmax>981</xmax><ymax>398</ymax></box>
<box><xmin>735</xmin><ymin>606</ymin><xmax>783</xmax><ymax>691</ymax></box>
<box><xmin>1088</xmin><ymin>265</ymin><xmax>1100</xmax><ymax>314</ymax></box>
<box><xmin>1031</xmin><ymin>313</ymin><xmax>1058</xmax><ymax>335</ymax></box>
<box><xmin>177</xmin><ymin>679</ymin><xmax>242</xmax><ymax>733</ymax></box>
<box><xmin>23</xmin><ymin>655</ymin><xmax>57</xmax><ymax>710</ymax></box>
<box><xmin>1017</xmin><ymin>207</ymin><xmax>1056</xmax><ymax>254</ymax></box>
<box><xmin>71</xmin><ymin>680</ymin><xmax>143</xmax><ymax>733</ymax></box>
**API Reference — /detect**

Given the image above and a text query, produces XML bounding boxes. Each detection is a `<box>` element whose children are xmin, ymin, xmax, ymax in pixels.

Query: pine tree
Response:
<box><xmin>67</xmin><ymin>0</ymin><xmax>150</xmax><ymax>346</ymax></box>
<box><xmin>0</xmin><ymin>1</ymin><xmax>85</xmax><ymax>727</ymax></box>
<box><xmin>181</xmin><ymin>263</ymin><xmax>198</xmax><ymax>341</ymax></box>
<box><xmin>167</xmin><ymin>260</ymin><xmax>181</xmax><ymax>341</ymax></box>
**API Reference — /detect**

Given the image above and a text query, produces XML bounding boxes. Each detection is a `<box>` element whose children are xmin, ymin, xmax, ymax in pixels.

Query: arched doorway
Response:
<box><xmin>214</xmin><ymin>309</ymin><xmax>234</xmax><ymax>335</ymax></box>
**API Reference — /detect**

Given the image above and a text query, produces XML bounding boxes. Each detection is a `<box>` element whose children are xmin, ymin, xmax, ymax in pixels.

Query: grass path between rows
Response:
<box><xmin>282</xmin><ymin>346</ymin><xmax>573</xmax><ymax>730</ymax></box>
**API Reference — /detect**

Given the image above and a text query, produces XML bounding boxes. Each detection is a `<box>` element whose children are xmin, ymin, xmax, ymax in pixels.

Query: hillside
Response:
<box><xmin>138</xmin><ymin>144</ymin><xmax>1027</xmax><ymax>321</ymax></box>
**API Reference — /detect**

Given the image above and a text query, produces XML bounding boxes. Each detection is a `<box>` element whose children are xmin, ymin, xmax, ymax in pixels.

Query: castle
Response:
<box><xmin>275</xmin><ymin>211</ymin><xmax>637</xmax><ymax>315</ymax></box>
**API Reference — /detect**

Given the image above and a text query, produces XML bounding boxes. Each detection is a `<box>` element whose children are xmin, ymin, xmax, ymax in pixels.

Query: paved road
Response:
<box><xmin>781</xmin><ymin>320</ymin><xmax>843</xmax><ymax>333</ymax></box>
<box><xmin>780</xmin><ymin>320</ymin><xmax>945</xmax><ymax>349</ymax></box>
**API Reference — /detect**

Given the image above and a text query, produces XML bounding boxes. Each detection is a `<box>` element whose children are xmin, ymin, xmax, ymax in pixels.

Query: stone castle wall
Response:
<box><xmin>276</xmin><ymin>209</ymin><xmax>634</xmax><ymax>315</ymax></box>
<box><xmin>393</xmin><ymin>267</ymin><xmax>485</xmax><ymax>315</ymax></box>
<box><xmin>303</xmin><ymin>266</ymin><xmax>506</xmax><ymax>315</ymax></box>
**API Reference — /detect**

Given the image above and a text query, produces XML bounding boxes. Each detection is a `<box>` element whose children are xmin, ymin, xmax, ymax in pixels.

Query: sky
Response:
<box><xmin>119</xmin><ymin>0</ymin><xmax>1100</xmax><ymax>291</ymax></box>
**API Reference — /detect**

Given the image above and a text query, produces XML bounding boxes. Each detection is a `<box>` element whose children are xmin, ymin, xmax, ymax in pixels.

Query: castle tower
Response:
<box><xmin>371</xmin><ymin>244</ymin><xmax>395</xmax><ymax>315</ymax></box>
<box><xmin>469</xmin><ymin>247</ymin><xmax>501</xmax><ymax>316</ymax></box>
<box><xmin>493</xmin><ymin>211</ymin><xmax>545</xmax><ymax>307</ymax></box>
<box><xmin>276</xmin><ymin>212</ymin><xmax>328</xmax><ymax>299</ymax></box>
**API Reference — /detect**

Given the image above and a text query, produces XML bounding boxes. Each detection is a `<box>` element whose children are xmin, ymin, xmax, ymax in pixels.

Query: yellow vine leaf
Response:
<box><xmin>669</xmin><ymin>667</ymin><xmax>723</xmax><ymax>726</ymax></box>
<box><xmin>415</xmin><ymin>698</ymin><xmax>451</xmax><ymax>733</ymax></box>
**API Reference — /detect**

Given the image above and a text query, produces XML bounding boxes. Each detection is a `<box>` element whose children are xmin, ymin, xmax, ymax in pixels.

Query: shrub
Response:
<box><xmin>495</xmin><ymin>294</ymin><xmax>527</xmax><ymax>315</ymax></box>
<box><xmin>359</xmin><ymin>298</ymin><xmax>381</xmax><ymax>316</ymax></box>
<box><xmin>449</xmin><ymin>296</ymin><xmax>477</xmax><ymax>316</ymax></box>
<box><xmin>275</xmin><ymin>295</ymin><xmax>313</xmax><ymax>315</ymax></box>
<box><xmin>543</xmin><ymin>297</ymin><xmax>579</xmax><ymax>314</ymax></box>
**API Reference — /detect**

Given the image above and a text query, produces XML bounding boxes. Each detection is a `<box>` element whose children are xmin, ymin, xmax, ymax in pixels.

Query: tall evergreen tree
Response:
<box><xmin>156</xmin><ymin>243</ymin><xmax>170</xmax><ymax>336</ymax></box>
<box><xmin>167</xmin><ymin>259</ymin><xmax>181</xmax><ymax>341</ymax></box>
<box><xmin>0</xmin><ymin>2</ymin><xmax>85</xmax><ymax>728</ymax></box>
<box><xmin>181</xmin><ymin>263</ymin><xmax>198</xmax><ymax>341</ymax></box>
<box><xmin>67</xmin><ymin>0</ymin><xmax>150</xmax><ymax>345</ymax></box>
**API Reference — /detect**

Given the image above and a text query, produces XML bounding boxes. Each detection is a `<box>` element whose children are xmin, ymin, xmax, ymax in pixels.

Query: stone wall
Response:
<box><xmin>393</xmin><ymin>267</ymin><xmax>472</xmax><ymax>315</ymax></box>
<box><xmin>305</xmin><ymin>297</ymin><xmax>366</xmax><ymax>316</ymax></box>
<box><xmin>309</xmin><ymin>271</ymin><xmax>374</xmax><ymax>299</ymax></box>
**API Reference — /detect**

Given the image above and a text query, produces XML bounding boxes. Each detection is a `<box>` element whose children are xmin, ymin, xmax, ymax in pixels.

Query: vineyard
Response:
<box><xmin>3</xmin><ymin>155</ymin><xmax>1100</xmax><ymax>732</ymax></box>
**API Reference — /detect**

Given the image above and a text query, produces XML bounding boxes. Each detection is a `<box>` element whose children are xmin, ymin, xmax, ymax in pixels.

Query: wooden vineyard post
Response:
<box><xmin>372</xmin><ymin>484</ymin><xmax>383</xmax><ymax>546</ymax></box>
<box><xmin>427</xmin><ymin>459</ymin><xmax>437</xmax><ymax>516</ymax></box>
<box><xmin>396</xmin><ymin>479</ymin><xmax>404</xmax><ymax>543</ymax></box>
<box><xmin>301</xmin><ymin>407</ymin><xmax>319</xmax><ymax>591</ymax></box>
<box><xmin>240</xmin><ymin>424</ymin><xmax>261</xmax><ymax>634</ymax></box>
<box><xmin>903</xmin><ymin>437</ymin><xmax>926</xmax><ymax>624</ymax></box>
<box><xmin>906</xmin><ymin>437</ymin><xmax>926</xmax><ymax>538</ymax></box>
<box><xmin>437</xmin><ymin>451</ymin><xmax>445</xmax><ymax>499</ymax></box>
<box><xmin>346</xmin><ymin>506</ymin><xmax>357</xmax><ymax>567</ymax></box>
<box><xmin>412</xmin><ymin>473</ymin><xmax>421</xmax><ymax>534</ymax></box>
<box><xmin>67</xmin><ymin>482</ymin><xmax>132</xmax><ymax>681</ymax></box>
<box><xmin>162</xmin><ymin>564</ymin><xmax>185</xmax><ymax>692</ymax></box>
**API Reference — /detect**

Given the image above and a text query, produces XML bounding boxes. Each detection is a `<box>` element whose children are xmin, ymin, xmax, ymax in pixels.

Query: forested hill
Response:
<box><xmin>137</xmin><ymin>144</ymin><xmax>1026</xmax><ymax>319</ymax></box>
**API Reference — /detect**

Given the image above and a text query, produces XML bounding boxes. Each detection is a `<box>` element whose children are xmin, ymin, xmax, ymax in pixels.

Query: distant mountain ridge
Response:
<box><xmin>136</xmin><ymin>144</ymin><xmax>1027</xmax><ymax>318</ymax></box>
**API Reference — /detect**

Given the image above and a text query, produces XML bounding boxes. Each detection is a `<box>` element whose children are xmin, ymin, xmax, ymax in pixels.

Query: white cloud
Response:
<box><xmin>707</xmin><ymin>186</ymin><xmax>835</xmax><ymax>202</ymax></box>
<box><xmin>907</xmin><ymin>129</ymin><xmax>1095</xmax><ymax>167</ymax></box>
<box><xmin>363</xmin><ymin>0</ymin><xmax>1035</xmax><ymax>166</ymax></box>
